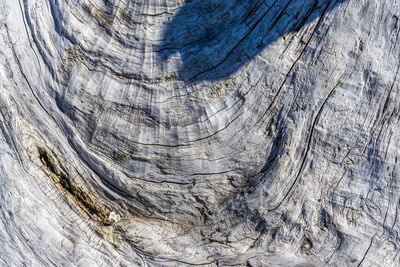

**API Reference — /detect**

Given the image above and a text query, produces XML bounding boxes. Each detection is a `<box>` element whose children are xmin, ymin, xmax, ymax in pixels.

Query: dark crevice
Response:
<box><xmin>38</xmin><ymin>147</ymin><xmax>113</xmax><ymax>226</ymax></box>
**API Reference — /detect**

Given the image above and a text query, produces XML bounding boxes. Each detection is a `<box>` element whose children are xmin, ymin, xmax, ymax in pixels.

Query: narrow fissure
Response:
<box><xmin>38</xmin><ymin>147</ymin><xmax>113</xmax><ymax>226</ymax></box>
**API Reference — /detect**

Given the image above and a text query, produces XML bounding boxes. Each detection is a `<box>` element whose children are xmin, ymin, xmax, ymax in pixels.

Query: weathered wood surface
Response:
<box><xmin>0</xmin><ymin>0</ymin><xmax>399</xmax><ymax>265</ymax></box>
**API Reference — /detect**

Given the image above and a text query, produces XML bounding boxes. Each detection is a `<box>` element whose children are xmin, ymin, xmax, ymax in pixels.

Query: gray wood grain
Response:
<box><xmin>0</xmin><ymin>0</ymin><xmax>399</xmax><ymax>265</ymax></box>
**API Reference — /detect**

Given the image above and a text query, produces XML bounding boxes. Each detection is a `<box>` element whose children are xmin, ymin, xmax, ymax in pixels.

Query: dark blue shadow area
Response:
<box><xmin>158</xmin><ymin>0</ymin><xmax>346</xmax><ymax>82</ymax></box>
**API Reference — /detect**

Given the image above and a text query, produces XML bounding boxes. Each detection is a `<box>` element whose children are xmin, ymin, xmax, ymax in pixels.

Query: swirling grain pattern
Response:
<box><xmin>0</xmin><ymin>0</ymin><xmax>399</xmax><ymax>265</ymax></box>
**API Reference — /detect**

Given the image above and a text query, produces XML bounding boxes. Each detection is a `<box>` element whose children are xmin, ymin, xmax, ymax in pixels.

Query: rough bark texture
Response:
<box><xmin>0</xmin><ymin>0</ymin><xmax>399</xmax><ymax>266</ymax></box>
